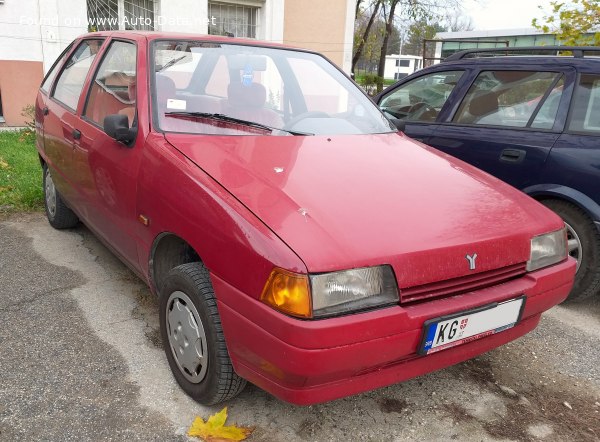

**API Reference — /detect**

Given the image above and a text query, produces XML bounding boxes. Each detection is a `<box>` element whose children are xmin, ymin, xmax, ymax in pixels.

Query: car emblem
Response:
<box><xmin>465</xmin><ymin>253</ymin><xmax>478</xmax><ymax>270</ymax></box>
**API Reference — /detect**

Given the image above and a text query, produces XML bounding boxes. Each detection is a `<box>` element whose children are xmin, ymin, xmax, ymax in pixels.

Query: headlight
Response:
<box><xmin>260</xmin><ymin>265</ymin><xmax>399</xmax><ymax>319</ymax></box>
<box><xmin>310</xmin><ymin>265</ymin><xmax>398</xmax><ymax>318</ymax></box>
<box><xmin>526</xmin><ymin>228</ymin><xmax>568</xmax><ymax>272</ymax></box>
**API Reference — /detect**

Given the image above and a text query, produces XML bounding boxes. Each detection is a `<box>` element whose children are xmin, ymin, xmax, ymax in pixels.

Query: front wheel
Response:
<box><xmin>159</xmin><ymin>262</ymin><xmax>246</xmax><ymax>405</ymax></box>
<box><xmin>542</xmin><ymin>200</ymin><xmax>600</xmax><ymax>301</ymax></box>
<box><xmin>43</xmin><ymin>165</ymin><xmax>79</xmax><ymax>229</ymax></box>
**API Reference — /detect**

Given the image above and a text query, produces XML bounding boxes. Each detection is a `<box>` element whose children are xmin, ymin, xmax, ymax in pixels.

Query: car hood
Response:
<box><xmin>166</xmin><ymin>132</ymin><xmax>563</xmax><ymax>288</ymax></box>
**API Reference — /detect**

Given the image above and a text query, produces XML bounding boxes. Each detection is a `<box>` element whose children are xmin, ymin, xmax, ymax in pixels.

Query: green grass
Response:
<box><xmin>0</xmin><ymin>130</ymin><xmax>44</xmax><ymax>212</ymax></box>
<box><xmin>354</xmin><ymin>74</ymin><xmax>396</xmax><ymax>86</ymax></box>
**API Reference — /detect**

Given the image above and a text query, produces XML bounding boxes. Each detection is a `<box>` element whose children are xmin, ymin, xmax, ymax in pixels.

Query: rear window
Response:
<box><xmin>568</xmin><ymin>74</ymin><xmax>600</xmax><ymax>134</ymax></box>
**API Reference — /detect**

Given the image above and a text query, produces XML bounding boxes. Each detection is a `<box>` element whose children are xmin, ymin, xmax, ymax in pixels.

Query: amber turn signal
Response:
<box><xmin>260</xmin><ymin>268</ymin><xmax>312</xmax><ymax>318</ymax></box>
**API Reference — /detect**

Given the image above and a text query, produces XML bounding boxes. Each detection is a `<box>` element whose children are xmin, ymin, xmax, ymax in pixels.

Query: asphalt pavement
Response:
<box><xmin>0</xmin><ymin>213</ymin><xmax>598</xmax><ymax>441</ymax></box>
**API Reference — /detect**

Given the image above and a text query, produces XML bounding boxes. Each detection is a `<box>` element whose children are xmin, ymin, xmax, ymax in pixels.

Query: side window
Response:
<box><xmin>52</xmin><ymin>39</ymin><xmax>104</xmax><ymax>110</ymax></box>
<box><xmin>453</xmin><ymin>71</ymin><xmax>563</xmax><ymax>128</ymax></box>
<box><xmin>84</xmin><ymin>40</ymin><xmax>137</xmax><ymax>128</ymax></box>
<box><xmin>379</xmin><ymin>70</ymin><xmax>464</xmax><ymax>122</ymax></box>
<box><xmin>41</xmin><ymin>43</ymin><xmax>73</xmax><ymax>94</ymax></box>
<box><xmin>568</xmin><ymin>74</ymin><xmax>600</xmax><ymax>134</ymax></box>
<box><xmin>531</xmin><ymin>77</ymin><xmax>564</xmax><ymax>129</ymax></box>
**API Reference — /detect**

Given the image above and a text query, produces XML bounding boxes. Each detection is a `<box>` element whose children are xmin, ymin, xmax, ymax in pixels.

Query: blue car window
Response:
<box><xmin>454</xmin><ymin>71</ymin><xmax>562</xmax><ymax>128</ymax></box>
<box><xmin>531</xmin><ymin>77</ymin><xmax>564</xmax><ymax>129</ymax></box>
<box><xmin>379</xmin><ymin>71</ymin><xmax>464</xmax><ymax>122</ymax></box>
<box><xmin>568</xmin><ymin>74</ymin><xmax>600</xmax><ymax>134</ymax></box>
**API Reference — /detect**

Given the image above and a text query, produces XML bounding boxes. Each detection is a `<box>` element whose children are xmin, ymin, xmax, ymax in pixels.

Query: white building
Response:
<box><xmin>383</xmin><ymin>54</ymin><xmax>422</xmax><ymax>81</ymax></box>
<box><xmin>0</xmin><ymin>0</ymin><xmax>355</xmax><ymax>126</ymax></box>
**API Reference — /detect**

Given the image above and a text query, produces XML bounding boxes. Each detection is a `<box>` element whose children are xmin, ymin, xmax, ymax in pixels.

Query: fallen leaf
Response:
<box><xmin>0</xmin><ymin>157</ymin><xmax>9</xmax><ymax>169</ymax></box>
<box><xmin>0</xmin><ymin>186</ymin><xmax>14</xmax><ymax>193</ymax></box>
<box><xmin>188</xmin><ymin>407</ymin><xmax>253</xmax><ymax>442</ymax></box>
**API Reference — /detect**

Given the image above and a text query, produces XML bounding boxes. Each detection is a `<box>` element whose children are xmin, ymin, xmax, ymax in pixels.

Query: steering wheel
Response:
<box><xmin>283</xmin><ymin>111</ymin><xmax>330</xmax><ymax>130</ymax></box>
<box><xmin>406</xmin><ymin>102</ymin><xmax>436</xmax><ymax>121</ymax></box>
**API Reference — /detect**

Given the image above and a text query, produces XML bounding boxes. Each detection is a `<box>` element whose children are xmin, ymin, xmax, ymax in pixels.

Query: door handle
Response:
<box><xmin>500</xmin><ymin>148</ymin><xmax>526</xmax><ymax>163</ymax></box>
<box><xmin>72</xmin><ymin>129</ymin><xmax>81</xmax><ymax>140</ymax></box>
<box><xmin>42</xmin><ymin>107</ymin><xmax>49</xmax><ymax>116</ymax></box>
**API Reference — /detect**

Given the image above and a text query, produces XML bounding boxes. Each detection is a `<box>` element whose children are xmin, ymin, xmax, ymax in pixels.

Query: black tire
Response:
<box><xmin>159</xmin><ymin>262</ymin><xmax>246</xmax><ymax>405</ymax></box>
<box><xmin>43</xmin><ymin>165</ymin><xmax>79</xmax><ymax>229</ymax></box>
<box><xmin>542</xmin><ymin>199</ymin><xmax>600</xmax><ymax>301</ymax></box>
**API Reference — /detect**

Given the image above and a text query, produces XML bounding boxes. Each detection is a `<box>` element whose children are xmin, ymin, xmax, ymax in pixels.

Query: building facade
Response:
<box><xmin>433</xmin><ymin>28</ymin><xmax>597</xmax><ymax>61</ymax></box>
<box><xmin>383</xmin><ymin>54</ymin><xmax>422</xmax><ymax>80</ymax></box>
<box><xmin>0</xmin><ymin>0</ymin><xmax>354</xmax><ymax>126</ymax></box>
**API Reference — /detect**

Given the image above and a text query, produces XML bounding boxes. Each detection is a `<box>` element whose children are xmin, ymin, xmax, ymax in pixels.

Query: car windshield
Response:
<box><xmin>152</xmin><ymin>40</ymin><xmax>395</xmax><ymax>136</ymax></box>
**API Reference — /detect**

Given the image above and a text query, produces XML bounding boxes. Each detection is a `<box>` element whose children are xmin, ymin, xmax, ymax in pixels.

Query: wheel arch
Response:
<box><xmin>524</xmin><ymin>184</ymin><xmax>600</xmax><ymax>228</ymax></box>
<box><xmin>149</xmin><ymin>232</ymin><xmax>202</xmax><ymax>297</ymax></box>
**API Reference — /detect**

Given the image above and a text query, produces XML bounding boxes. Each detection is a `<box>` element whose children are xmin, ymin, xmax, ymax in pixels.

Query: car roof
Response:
<box><xmin>444</xmin><ymin>46</ymin><xmax>600</xmax><ymax>61</ymax></box>
<box><xmin>77</xmin><ymin>31</ymin><xmax>296</xmax><ymax>50</ymax></box>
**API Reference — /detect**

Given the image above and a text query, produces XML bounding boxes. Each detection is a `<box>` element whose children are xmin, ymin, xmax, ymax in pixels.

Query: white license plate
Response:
<box><xmin>418</xmin><ymin>297</ymin><xmax>525</xmax><ymax>355</ymax></box>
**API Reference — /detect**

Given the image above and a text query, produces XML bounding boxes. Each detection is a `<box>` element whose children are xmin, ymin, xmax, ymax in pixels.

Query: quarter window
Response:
<box><xmin>84</xmin><ymin>40</ymin><xmax>137</xmax><ymax>128</ymax></box>
<box><xmin>453</xmin><ymin>71</ymin><xmax>563</xmax><ymax>128</ymax></box>
<box><xmin>379</xmin><ymin>70</ymin><xmax>464</xmax><ymax>122</ymax></box>
<box><xmin>52</xmin><ymin>39</ymin><xmax>104</xmax><ymax>110</ymax></box>
<box><xmin>568</xmin><ymin>74</ymin><xmax>600</xmax><ymax>134</ymax></box>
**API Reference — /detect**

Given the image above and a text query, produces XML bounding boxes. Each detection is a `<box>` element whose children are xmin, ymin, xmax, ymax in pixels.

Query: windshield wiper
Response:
<box><xmin>158</xmin><ymin>55</ymin><xmax>188</xmax><ymax>72</ymax></box>
<box><xmin>164</xmin><ymin>112</ymin><xmax>313</xmax><ymax>136</ymax></box>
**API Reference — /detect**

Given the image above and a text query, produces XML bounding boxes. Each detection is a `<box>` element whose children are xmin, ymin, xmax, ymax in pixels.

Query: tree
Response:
<box><xmin>445</xmin><ymin>10</ymin><xmax>474</xmax><ymax>32</ymax></box>
<box><xmin>532</xmin><ymin>0</ymin><xmax>600</xmax><ymax>45</ymax></box>
<box><xmin>352</xmin><ymin>0</ymin><xmax>461</xmax><ymax>87</ymax></box>
<box><xmin>376</xmin><ymin>0</ymin><xmax>401</xmax><ymax>92</ymax></box>
<box><xmin>403</xmin><ymin>20</ymin><xmax>446</xmax><ymax>56</ymax></box>
<box><xmin>352</xmin><ymin>0</ymin><xmax>382</xmax><ymax>73</ymax></box>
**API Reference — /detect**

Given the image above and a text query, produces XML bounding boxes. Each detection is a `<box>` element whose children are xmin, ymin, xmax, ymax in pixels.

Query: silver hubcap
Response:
<box><xmin>166</xmin><ymin>291</ymin><xmax>208</xmax><ymax>383</ymax></box>
<box><xmin>45</xmin><ymin>170</ymin><xmax>57</xmax><ymax>218</ymax></box>
<box><xmin>565</xmin><ymin>221</ymin><xmax>582</xmax><ymax>273</ymax></box>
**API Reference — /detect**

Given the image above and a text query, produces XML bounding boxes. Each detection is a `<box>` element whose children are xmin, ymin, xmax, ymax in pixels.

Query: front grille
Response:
<box><xmin>400</xmin><ymin>262</ymin><xmax>527</xmax><ymax>304</ymax></box>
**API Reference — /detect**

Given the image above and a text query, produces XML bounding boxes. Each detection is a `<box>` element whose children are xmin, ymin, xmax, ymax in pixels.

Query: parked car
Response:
<box><xmin>36</xmin><ymin>33</ymin><xmax>575</xmax><ymax>406</ymax></box>
<box><xmin>375</xmin><ymin>46</ymin><xmax>600</xmax><ymax>301</ymax></box>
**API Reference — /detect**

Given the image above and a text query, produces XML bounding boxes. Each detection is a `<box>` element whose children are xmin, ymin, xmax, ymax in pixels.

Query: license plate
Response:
<box><xmin>418</xmin><ymin>296</ymin><xmax>525</xmax><ymax>355</ymax></box>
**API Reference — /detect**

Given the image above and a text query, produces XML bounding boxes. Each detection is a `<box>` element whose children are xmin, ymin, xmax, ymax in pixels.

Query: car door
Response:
<box><xmin>44</xmin><ymin>39</ymin><xmax>105</xmax><ymax>207</ymax></box>
<box><xmin>376</xmin><ymin>69</ymin><xmax>467</xmax><ymax>143</ymax></box>
<box><xmin>428</xmin><ymin>67</ymin><xmax>576</xmax><ymax>189</ymax></box>
<box><xmin>71</xmin><ymin>38</ymin><xmax>143</xmax><ymax>268</ymax></box>
<box><xmin>542</xmin><ymin>72</ymin><xmax>600</xmax><ymax>209</ymax></box>
<box><xmin>37</xmin><ymin>43</ymin><xmax>73</xmax><ymax>152</ymax></box>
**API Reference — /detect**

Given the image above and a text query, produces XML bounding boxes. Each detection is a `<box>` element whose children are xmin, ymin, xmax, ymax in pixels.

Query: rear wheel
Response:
<box><xmin>159</xmin><ymin>262</ymin><xmax>246</xmax><ymax>405</ymax></box>
<box><xmin>43</xmin><ymin>166</ymin><xmax>79</xmax><ymax>229</ymax></box>
<box><xmin>542</xmin><ymin>199</ymin><xmax>600</xmax><ymax>301</ymax></box>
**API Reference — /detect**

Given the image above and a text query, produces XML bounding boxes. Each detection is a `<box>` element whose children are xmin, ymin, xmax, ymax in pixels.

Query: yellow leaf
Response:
<box><xmin>0</xmin><ymin>157</ymin><xmax>9</xmax><ymax>170</ymax></box>
<box><xmin>188</xmin><ymin>407</ymin><xmax>254</xmax><ymax>442</ymax></box>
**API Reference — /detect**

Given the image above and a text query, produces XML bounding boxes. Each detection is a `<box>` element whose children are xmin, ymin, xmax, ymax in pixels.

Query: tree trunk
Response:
<box><xmin>352</xmin><ymin>0</ymin><xmax>382</xmax><ymax>74</ymax></box>
<box><xmin>376</xmin><ymin>0</ymin><xmax>400</xmax><ymax>93</ymax></box>
<box><xmin>355</xmin><ymin>0</ymin><xmax>363</xmax><ymax>18</ymax></box>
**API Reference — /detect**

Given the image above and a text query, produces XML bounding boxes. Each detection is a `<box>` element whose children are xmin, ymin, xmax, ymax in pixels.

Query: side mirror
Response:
<box><xmin>104</xmin><ymin>114</ymin><xmax>137</xmax><ymax>146</ymax></box>
<box><xmin>390</xmin><ymin>118</ymin><xmax>406</xmax><ymax>132</ymax></box>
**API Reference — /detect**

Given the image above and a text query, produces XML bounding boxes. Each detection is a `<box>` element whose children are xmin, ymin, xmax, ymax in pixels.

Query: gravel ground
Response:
<box><xmin>1</xmin><ymin>213</ymin><xmax>598</xmax><ymax>442</ymax></box>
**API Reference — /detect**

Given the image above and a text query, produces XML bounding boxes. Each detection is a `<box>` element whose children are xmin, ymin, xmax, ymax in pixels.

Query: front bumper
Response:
<box><xmin>213</xmin><ymin>258</ymin><xmax>576</xmax><ymax>405</ymax></box>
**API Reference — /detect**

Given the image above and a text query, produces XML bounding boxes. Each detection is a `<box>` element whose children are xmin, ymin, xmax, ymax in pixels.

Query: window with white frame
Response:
<box><xmin>208</xmin><ymin>2</ymin><xmax>259</xmax><ymax>38</ymax></box>
<box><xmin>87</xmin><ymin>0</ymin><xmax>156</xmax><ymax>31</ymax></box>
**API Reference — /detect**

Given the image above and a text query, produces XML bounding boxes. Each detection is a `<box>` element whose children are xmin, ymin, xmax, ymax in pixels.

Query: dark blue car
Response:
<box><xmin>376</xmin><ymin>47</ymin><xmax>600</xmax><ymax>301</ymax></box>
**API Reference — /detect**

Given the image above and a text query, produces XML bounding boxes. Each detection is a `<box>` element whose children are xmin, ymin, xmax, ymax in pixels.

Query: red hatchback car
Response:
<box><xmin>36</xmin><ymin>31</ymin><xmax>576</xmax><ymax>406</ymax></box>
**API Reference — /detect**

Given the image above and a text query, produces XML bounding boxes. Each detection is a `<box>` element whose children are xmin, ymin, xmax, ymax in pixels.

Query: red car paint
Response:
<box><xmin>36</xmin><ymin>31</ymin><xmax>576</xmax><ymax>405</ymax></box>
